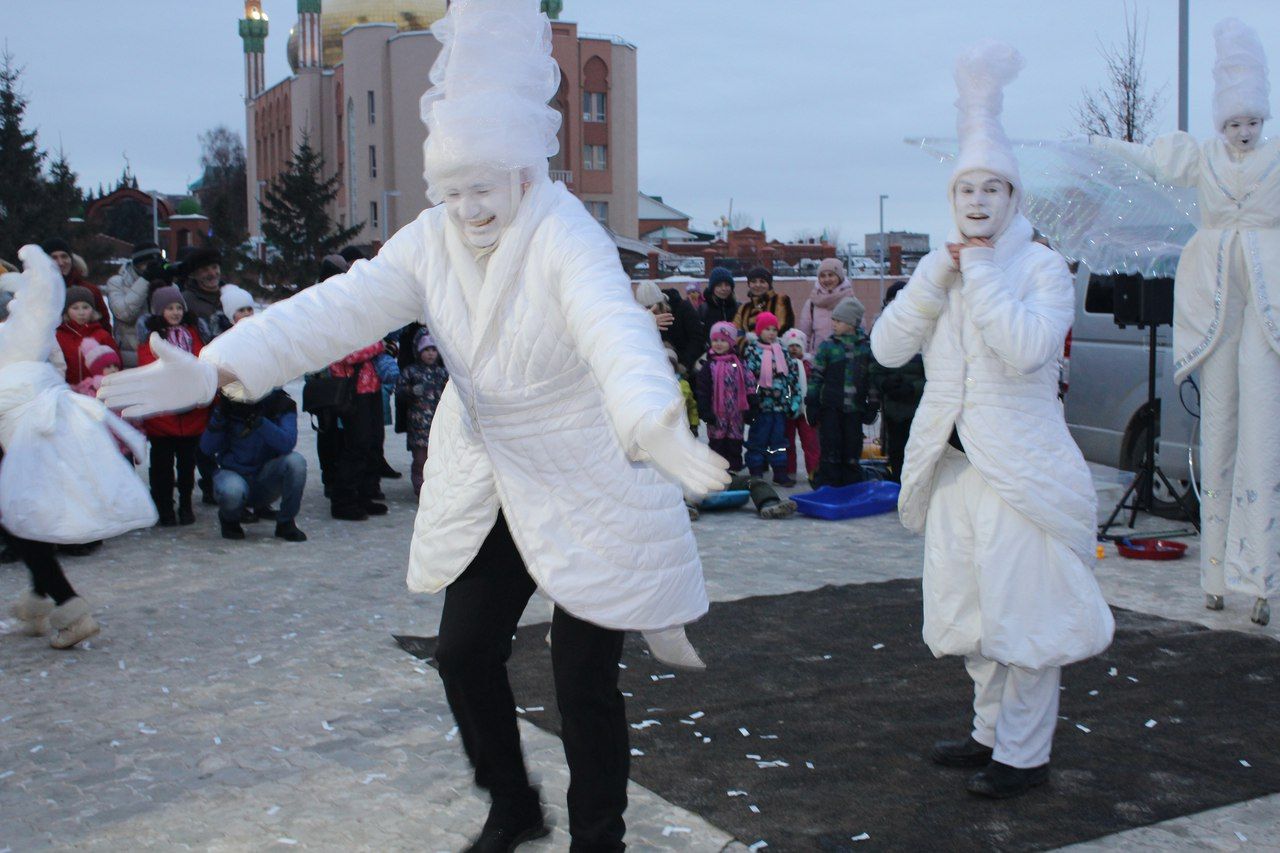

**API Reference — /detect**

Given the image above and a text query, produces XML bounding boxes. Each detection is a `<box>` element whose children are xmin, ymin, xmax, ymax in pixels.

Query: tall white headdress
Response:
<box><xmin>420</xmin><ymin>0</ymin><xmax>562</xmax><ymax>195</ymax></box>
<box><xmin>951</xmin><ymin>40</ymin><xmax>1025</xmax><ymax>193</ymax></box>
<box><xmin>1212</xmin><ymin>18</ymin><xmax>1271</xmax><ymax>131</ymax></box>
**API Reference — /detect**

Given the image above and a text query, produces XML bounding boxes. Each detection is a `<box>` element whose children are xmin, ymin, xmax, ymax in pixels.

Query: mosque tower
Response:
<box><xmin>296</xmin><ymin>0</ymin><xmax>322</xmax><ymax>69</ymax></box>
<box><xmin>238</xmin><ymin>0</ymin><xmax>269</xmax><ymax>101</ymax></box>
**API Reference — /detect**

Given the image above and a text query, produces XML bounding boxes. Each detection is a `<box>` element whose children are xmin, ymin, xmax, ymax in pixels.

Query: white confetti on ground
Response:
<box><xmin>446</xmin><ymin>726</ymin><xmax>459</xmax><ymax>741</ymax></box>
<box><xmin>749</xmin><ymin>804</ymin><xmax>761</xmax><ymax>814</ymax></box>
<box><xmin>1145</xmin><ymin>720</ymin><xmax>1157</xmax><ymax>729</ymax></box>
<box><xmin>1126</xmin><ymin>676</ymin><xmax>1139</xmax><ymax>683</ymax></box>
<box><xmin>361</xmin><ymin>773</ymin><xmax>388</xmax><ymax>785</ymax></box>
<box><xmin>1076</xmin><ymin>724</ymin><xmax>1091</xmax><ymax>733</ymax></box>
<box><xmin>1088</xmin><ymin>689</ymin><xmax>1099</xmax><ymax>696</ymax></box>
<box><xmin>739</xmin><ymin>727</ymin><xmax>750</xmax><ymax>736</ymax></box>
<box><xmin>851</xmin><ymin>832</ymin><xmax>871</xmax><ymax>842</ymax></box>
<box><xmin>631</xmin><ymin>720</ymin><xmax>661</xmax><ymax>731</ymax></box>
<box><xmin>1108</xmin><ymin>667</ymin><xmax>1118</xmax><ymax>677</ymax></box>
<box><xmin>247</xmin><ymin>655</ymin><xmax>263</xmax><ymax>666</ymax></box>
<box><xmin>805</xmin><ymin>761</ymin><xmax>815</xmax><ymax>769</ymax></box>
<box><xmin>277</xmin><ymin>838</ymin><xmax>298</xmax><ymax>846</ymax></box>
<box><xmin>118</xmin><ymin>660</ymin><xmax>127</xmax><ymax>671</ymax></box>
<box><xmin>213</xmin><ymin>736</ymin><xmax>222</xmax><ymax>745</ymax></box>
<box><xmin>748</xmin><ymin>841</ymin><xmax>768</xmax><ymax>851</ymax></box>
<box><xmin>872</xmin><ymin>644</ymin><xmax>885</xmax><ymax>650</ymax></box>
<box><xmin>746</xmin><ymin>754</ymin><xmax>762</xmax><ymax>760</ymax></box>
<box><xmin>1235</xmin><ymin>831</ymin><xmax>1248</xmax><ymax>841</ymax></box>
<box><xmin>689</xmin><ymin>711</ymin><xmax>705</xmax><ymax>719</ymax></box>
<box><xmin>727</xmin><ymin>790</ymin><xmax>748</xmax><ymax>797</ymax></box>
<box><xmin>1240</xmin><ymin>759</ymin><xmax>1252</xmax><ymax>768</ymax></box>
<box><xmin>630</xmin><ymin>749</ymin><xmax>644</xmax><ymax>757</ymax></box>
<box><xmin>650</xmin><ymin>673</ymin><xmax>675</xmax><ymax>681</ymax></box>
<box><xmin>661</xmin><ymin>826</ymin><xmax>691</xmax><ymax>837</ymax></box>
<box><xmin>321</xmin><ymin>721</ymin><xmax>334</xmax><ymax>732</ymax></box>
<box><xmin>267</xmin><ymin>805</ymin><xmax>280</xmax><ymax>816</ymax></box>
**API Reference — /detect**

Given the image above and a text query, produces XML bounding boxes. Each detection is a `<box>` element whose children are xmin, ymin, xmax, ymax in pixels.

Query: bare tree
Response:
<box><xmin>1073</xmin><ymin>4</ymin><xmax>1165</xmax><ymax>142</ymax></box>
<box><xmin>729</xmin><ymin>210</ymin><xmax>757</xmax><ymax>231</ymax></box>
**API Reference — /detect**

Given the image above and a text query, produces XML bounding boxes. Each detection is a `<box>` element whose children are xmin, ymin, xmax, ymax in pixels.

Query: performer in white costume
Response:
<box><xmin>101</xmin><ymin>2</ymin><xmax>727</xmax><ymax>849</ymax></box>
<box><xmin>871</xmin><ymin>42</ymin><xmax>1114</xmax><ymax>799</ymax></box>
<box><xmin>1</xmin><ymin>246</ymin><xmax>157</xmax><ymax>648</ymax></box>
<box><xmin>1091</xmin><ymin>19</ymin><xmax>1279</xmax><ymax>626</ymax></box>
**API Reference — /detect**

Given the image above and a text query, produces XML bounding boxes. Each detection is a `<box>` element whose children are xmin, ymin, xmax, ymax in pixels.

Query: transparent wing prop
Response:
<box><xmin>908</xmin><ymin>137</ymin><xmax>1200</xmax><ymax>278</ymax></box>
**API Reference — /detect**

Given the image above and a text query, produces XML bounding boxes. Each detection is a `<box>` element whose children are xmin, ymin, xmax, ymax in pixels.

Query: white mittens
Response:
<box><xmin>98</xmin><ymin>333</ymin><xmax>219</xmax><ymax>418</ymax></box>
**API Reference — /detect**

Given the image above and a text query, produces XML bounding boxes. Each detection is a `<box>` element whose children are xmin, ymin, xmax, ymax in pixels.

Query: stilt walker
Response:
<box><xmin>100</xmin><ymin>1</ymin><xmax>728</xmax><ymax>847</ymax></box>
<box><xmin>1090</xmin><ymin>19</ymin><xmax>1280</xmax><ymax>626</ymax></box>
<box><xmin>871</xmin><ymin>41</ymin><xmax>1114</xmax><ymax>799</ymax></box>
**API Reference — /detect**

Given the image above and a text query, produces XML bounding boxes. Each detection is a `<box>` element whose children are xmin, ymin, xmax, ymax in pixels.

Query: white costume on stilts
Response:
<box><xmin>99</xmin><ymin>0</ymin><xmax>727</xmax><ymax>637</ymax></box>
<box><xmin>1092</xmin><ymin>19</ymin><xmax>1280</xmax><ymax>618</ymax></box>
<box><xmin>872</xmin><ymin>42</ymin><xmax>1114</xmax><ymax>769</ymax></box>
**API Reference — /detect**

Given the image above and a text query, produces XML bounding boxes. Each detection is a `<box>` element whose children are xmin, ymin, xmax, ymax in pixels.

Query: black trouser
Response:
<box><xmin>883</xmin><ymin>415</ymin><xmax>914</xmax><ymax>484</ymax></box>
<box><xmin>817</xmin><ymin>409</ymin><xmax>865</xmax><ymax>487</ymax></box>
<box><xmin>196</xmin><ymin>448</ymin><xmax>217</xmax><ymax>498</ymax></box>
<box><xmin>3</xmin><ymin>528</ymin><xmax>76</xmax><ymax>605</ymax></box>
<box><xmin>149</xmin><ymin>436</ymin><xmax>199</xmax><ymax>510</ymax></box>
<box><xmin>435</xmin><ymin>517</ymin><xmax>629</xmax><ymax>851</ymax></box>
<box><xmin>331</xmin><ymin>393</ymin><xmax>382</xmax><ymax>511</ymax></box>
<box><xmin>314</xmin><ymin>409</ymin><xmax>343</xmax><ymax>489</ymax></box>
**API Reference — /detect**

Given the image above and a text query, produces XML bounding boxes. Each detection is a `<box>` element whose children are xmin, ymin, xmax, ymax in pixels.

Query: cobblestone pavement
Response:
<box><xmin>0</xmin><ymin>412</ymin><xmax>1275</xmax><ymax>851</ymax></box>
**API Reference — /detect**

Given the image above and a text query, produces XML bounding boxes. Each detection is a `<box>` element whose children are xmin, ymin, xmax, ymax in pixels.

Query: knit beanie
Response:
<box><xmin>817</xmin><ymin>257</ymin><xmax>847</xmax><ymax>281</ymax></box>
<box><xmin>634</xmin><ymin>281</ymin><xmax>664</xmax><ymax>308</ymax></box>
<box><xmin>710</xmin><ymin>321</ymin><xmax>738</xmax><ymax>344</ymax></box>
<box><xmin>43</xmin><ymin>238</ymin><xmax>72</xmax><ymax>256</ymax></box>
<box><xmin>831</xmin><ymin>296</ymin><xmax>865</xmax><ymax>328</ymax></box>
<box><xmin>64</xmin><ymin>286</ymin><xmax>95</xmax><ymax>311</ymax></box>
<box><xmin>780</xmin><ymin>328</ymin><xmax>808</xmax><ymax>351</ymax></box>
<box><xmin>709</xmin><ymin>266</ymin><xmax>734</xmax><ymax>288</ymax></box>
<box><xmin>131</xmin><ymin>241</ymin><xmax>163</xmax><ymax>265</ymax></box>
<box><xmin>150</xmin><ymin>284</ymin><xmax>186</xmax><ymax>315</ymax></box>
<box><xmin>415</xmin><ymin>328</ymin><xmax>438</xmax><ymax>352</ymax></box>
<box><xmin>219</xmin><ymin>284</ymin><xmax>255</xmax><ymax>318</ymax></box>
<box><xmin>746</xmin><ymin>266</ymin><xmax>773</xmax><ymax>285</ymax></box>
<box><xmin>80</xmin><ymin>338</ymin><xmax>121</xmax><ymax>375</ymax></box>
<box><xmin>319</xmin><ymin>254</ymin><xmax>350</xmax><ymax>280</ymax></box>
<box><xmin>754</xmin><ymin>311</ymin><xmax>781</xmax><ymax>336</ymax></box>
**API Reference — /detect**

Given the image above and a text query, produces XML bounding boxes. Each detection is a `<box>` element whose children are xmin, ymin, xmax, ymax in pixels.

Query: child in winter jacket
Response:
<box><xmin>807</xmin><ymin>297</ymin><xmax>879</xmax><ymax>487</ymax></box>
<box><xmin>743</xmin><ymin>312</ymin><xmax>803</xmax><ymax>485</ymax></box>
<box><xmin>693</xmin><ymin>321</ymin><xmax>754</xmax><ymax>473</ymax></box>
<box><xmin>55</xmin><ymin>286</ymin><xmax>119</xmax><ymax>387</ymax></box>
<box><xmin>138</xmin><ymin>285</ymin><xmax>210</xmax><ymax>526</ymax></box>
<box><xmin>665</xmin><ymin>344</ymin><xmax>700</xmax><ymax>436</ymax></box>
<box><xmin>780</xmin><ymin>328</ymin><xmax>821</xmax><ymax>486</ymax></box>
<box><xmin>396</xmin><ymin>330</ymin><xmax>449</xmax><ymax>496</ymax></box>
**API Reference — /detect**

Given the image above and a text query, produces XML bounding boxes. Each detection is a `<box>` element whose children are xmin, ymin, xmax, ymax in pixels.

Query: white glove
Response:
<box><xmin>643</xmin><ymin>626</ymin><xmax>706</xmax><ymax>671</ymax></box>
<box><xmin>635</xmin><ymin>402</ymin><xmax>731</xmax><ymax>501</ymax></box>
<box><xmin>97</xmin><ymin>332</ymin><xmax>219</xmax><ymax>418</ymax></box>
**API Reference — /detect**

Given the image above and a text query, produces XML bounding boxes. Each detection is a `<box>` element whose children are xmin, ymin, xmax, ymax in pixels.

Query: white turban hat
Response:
<box><xmin>1212</xmin><ymin>18</ymin><xmax>1271</xmax><ymax>132</ymax></box>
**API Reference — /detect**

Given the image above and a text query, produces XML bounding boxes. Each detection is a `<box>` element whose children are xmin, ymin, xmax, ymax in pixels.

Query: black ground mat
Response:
<box><xmin>394</xmin><ymin>579</ymin><xmax>1280</xmax><ymax>851</ymax></box>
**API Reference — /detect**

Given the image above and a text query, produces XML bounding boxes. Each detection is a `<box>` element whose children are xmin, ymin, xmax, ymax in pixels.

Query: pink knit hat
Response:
<box><xmin>818</xmin><ymin>257</ymin><xmax>847</xmax><ymax>280</ymax></box>
<box><xmin>709</xmin><ymin>321</ymin><xmax>737</xmax><ymax>344</ymax></box>
<box><xmin>754</xmin><ymin>311</ymin><xmax>780</xmax><ymax>336</ymax></box>
<box><xmin>80</xmin><ymin>338</ymin><xmax>121</xmax><ymax>376</ymax></box>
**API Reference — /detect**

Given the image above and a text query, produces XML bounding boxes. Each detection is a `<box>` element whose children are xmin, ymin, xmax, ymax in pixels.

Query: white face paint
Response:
<box><xmin>436</xmin><ymin>166</ymin><xmax>517</xmax><ymax>250</ymax></box>
<box><xmin>1223</xmin><ymin>115</ymin><xmax>1264</xmax><ymax>154</ymax></box>
<box><xmin>953</xmin><ymin>170</ymin><xmax>1012</xmax><ymax>239</ymax></box>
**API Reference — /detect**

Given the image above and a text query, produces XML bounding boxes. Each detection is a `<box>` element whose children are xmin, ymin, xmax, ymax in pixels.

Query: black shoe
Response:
<box><xmin>178</xmin><ymin>499</ymin><xmax>196</xmax><ymax>526</ymax></box>
<box><xmin>966</xmin><ymin>761</ymin><xmax>1050</xmax><ymax>799</ymax></box>
<box><xmin>331</xmin><ymin>505</ymin><xmax>369</xmax><ymax>521</ymax></box>
<box><xmin>370</xmin><ymin>488</ymin><xmax>387</xmax><ymax>501</ymax></box>
<box><xmin>464</xmin><ymin>796</ymin><xmax>548</xmax><ymax>853</ymax></box>
<box><xmin>378</xmin><ymin>461</ymin><xmax>402</xmax><ymax>480</ymax></box>
<box><xmin>201</xmin><ymin>490</ymin><xmax>217</xmax><ymax>506</ymax></box>
<box><xmin>221</xmin><ymin>520</ymin><xmax>246</xmax><ymax>540</ymax></box>
<box><xmin>931</xmin><ymin>735</ymin><xmax>994</xmax><ymax>768</ymax></box>
<box><xmin>59</xmin><ymin>541</ymin><xmax>102</xmax><ymax>557</ymax></box>
<box><xmin>254</xmin><ymin>506</ymin><xmax>279</xmax><ymax>521</ymax></box>
<box><xmin>241</xmin><ymin>508</ymin><xmax>260</xmax><ymax>524</ymax></box>
<box><xmin>363</xmin><ymin>501</ymin><xmax>389</xmax><ymax>516</ymax></box>
<box><xmin>274</xmin><ymin>521</ymin><xmax>307</xmax><ymax>542</ymax></box>
<box><xmin>158</xmin><ymin>510</ymin><xmax>178</xmax><ymax>527</ymax></box>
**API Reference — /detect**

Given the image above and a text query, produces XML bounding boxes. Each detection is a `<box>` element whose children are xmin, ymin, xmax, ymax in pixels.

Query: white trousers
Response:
<box><xmin>1198</xmin><ymin>245</ymin><xmax>1280</xmax><ymax>600</ymax></box>
<box><xmin>966</xmin><ymin>655</ymin><xmax>1061</xmax><ymax>768</ymax></box>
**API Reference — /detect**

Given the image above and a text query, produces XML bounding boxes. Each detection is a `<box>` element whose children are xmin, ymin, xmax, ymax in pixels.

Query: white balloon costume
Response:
<box><xmin>871</xmin><ymin>43</ymin><xmax>1113</xmax><ymax>785</ymax></box>
<box><xmin>0</xmin><ymin>247</ymin><xmax>156</xmax><ymax>543</ymax></box>
<box><xmin>100</xmin><ymin>0</ymin><xmax>726</xmax><ymax>846</ymax></box>
<box><xmin>1092</xmin><ymin>19</ymin><xmax>1279</xmax><ymax>624</ymax></box>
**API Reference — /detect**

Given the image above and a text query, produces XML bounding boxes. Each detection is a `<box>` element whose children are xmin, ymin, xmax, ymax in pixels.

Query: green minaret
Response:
<box><xmin>239</xmin><ymin>1</ymin><xmax>269</xmax><ymax>100</ymax></box>
<box><xmin>540</xmin><ymin>0</ymin><xmax>563</xmax><ymax>20</ymax></box>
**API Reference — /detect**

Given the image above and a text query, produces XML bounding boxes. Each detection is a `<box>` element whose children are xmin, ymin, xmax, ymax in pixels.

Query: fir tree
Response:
<box><xmin>47</xmin><ymin>149</ymin><xmax>85</xmax><ymax>221</ymax></box>
<box><xmin>0</xmin><ymin>52</ymin><xmax>52</xmax><ymax>261</ymax></box>
<box><xmin>258</xmin><ymin>134</ymin><xmax>361</xmax><ymax>289</ymax></box>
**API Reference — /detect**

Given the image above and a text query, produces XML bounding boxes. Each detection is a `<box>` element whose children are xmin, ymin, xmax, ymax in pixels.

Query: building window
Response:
<box><xmin>581</xmin><ymin>91</ymin><xmax>606</xmax><ymax>122</ymax></box>
<box><xmin>369</xmin><ymin>145</ymin><xmax>377</xmax><ymax>178</ymax></box>
<box><xmin>583</xmin><ymin>144</ymin><xmax>607</xmax><ymax>171</ymax></box>
<box><xmin>370</xmin><ymin>200</ymin><xmax>379</xmax><ymax>229</ymax></box>
<box><xmin>586</xmin><ymin>201</ymin><xmax>608</xmax><ymax>225</ymax></box>
<box><xmin>367</xmin><ymin>90</ymin><xmax>376</xmax><ymax>124</ymax></box>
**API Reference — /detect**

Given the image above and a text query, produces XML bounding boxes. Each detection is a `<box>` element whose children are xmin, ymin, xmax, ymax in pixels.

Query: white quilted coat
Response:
<box><xmin>202</xmin><ymin>182</ymin><xmax>706</xmax><ymax>631</ymax></box>
<box><xmin>871</xmin><ymin>215</ymin><xmax>1114</xmax><ymax>667</ymax></box>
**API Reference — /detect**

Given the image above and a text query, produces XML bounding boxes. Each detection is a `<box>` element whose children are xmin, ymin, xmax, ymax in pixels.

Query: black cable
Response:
<box><xmin>1179</xmin><ymin>376</ymin><xmax>1200</xmax><ymax>419</ymax></box>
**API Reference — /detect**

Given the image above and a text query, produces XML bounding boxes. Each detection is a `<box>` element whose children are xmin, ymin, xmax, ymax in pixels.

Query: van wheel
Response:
<box><xmin>1122</xmin><ymin>420</ymin><xmax>1200</xmax><ymax>521</ymax></box>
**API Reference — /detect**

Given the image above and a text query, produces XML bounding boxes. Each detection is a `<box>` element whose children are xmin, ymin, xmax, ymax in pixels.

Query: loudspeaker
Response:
<box><xmin>1113</xmin><ymin>274</ymin><xmax>1174</xmax><ymax>328</ymax></box>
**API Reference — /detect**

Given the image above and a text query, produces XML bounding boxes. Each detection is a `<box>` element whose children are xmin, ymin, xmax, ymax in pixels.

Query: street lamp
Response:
<box><xmin>878</xmin><ymin>193</ymin><xmax>889</xmax><ymax>303</ymax></box>
<box><xmin>381</xmin><ymin>189</ymin><xmax>402</xmax><ymax>245</ymax></box>
<box><xmin>256</xmin><ymin>179</ymin><xmax>267</xmax><ymax>288</ymax></box>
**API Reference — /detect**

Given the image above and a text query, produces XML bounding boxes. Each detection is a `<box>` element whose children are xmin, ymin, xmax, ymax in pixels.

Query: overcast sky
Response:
<box><xmin>4</xmin><ymin>1</ymin><xmax>1278</xmax><ymax>249</ymax></box>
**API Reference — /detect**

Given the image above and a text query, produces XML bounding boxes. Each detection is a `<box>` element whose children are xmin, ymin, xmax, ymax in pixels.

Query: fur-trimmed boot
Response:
<box><xmin>49</xmin><ymin>597</ymin><xmax>100</xmax><ymax>649</ymax></box>
<box><xmin>10</xmin><ymin>591</ymin><xmax>54</xmax><ymax>636</ymax></box>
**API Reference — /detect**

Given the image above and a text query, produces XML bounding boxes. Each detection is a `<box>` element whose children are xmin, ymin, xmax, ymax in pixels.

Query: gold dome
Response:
<box><xmin>319</xmin><ymin>0</ymin><xmax>447</xmax><ymax>67</ymax></box>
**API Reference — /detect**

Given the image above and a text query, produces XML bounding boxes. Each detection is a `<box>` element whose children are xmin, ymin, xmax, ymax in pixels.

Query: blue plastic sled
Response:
<box><xmin>792</xmin><ymin>481</ymin><xmax>901</xmax><ymax>521</ymax></box>
<box><xmin>698</xmin><ymin>490</ymin><xmax>751</xmax><ymax>511</ymax></box>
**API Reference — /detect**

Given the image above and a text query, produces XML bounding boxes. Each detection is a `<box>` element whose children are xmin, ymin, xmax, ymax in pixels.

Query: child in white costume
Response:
<box><xmin>100</xmin><ymin>1</ymin><xmax>727</xmax><ymax>848</ymax></box>
<box><xmin>1091</xmin><ymin>19</ymin><xmax>1279</xmax><ymax>626</ymax></box>
<box><xmin>871</xmin><ymin>42</ymin><xmax>1114</xmax><ymax>799</ymax></box>
<box><xmin>1</xmin><ymin>246</ymin><xmax>156</xmax><ymax>648</ymax></box>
